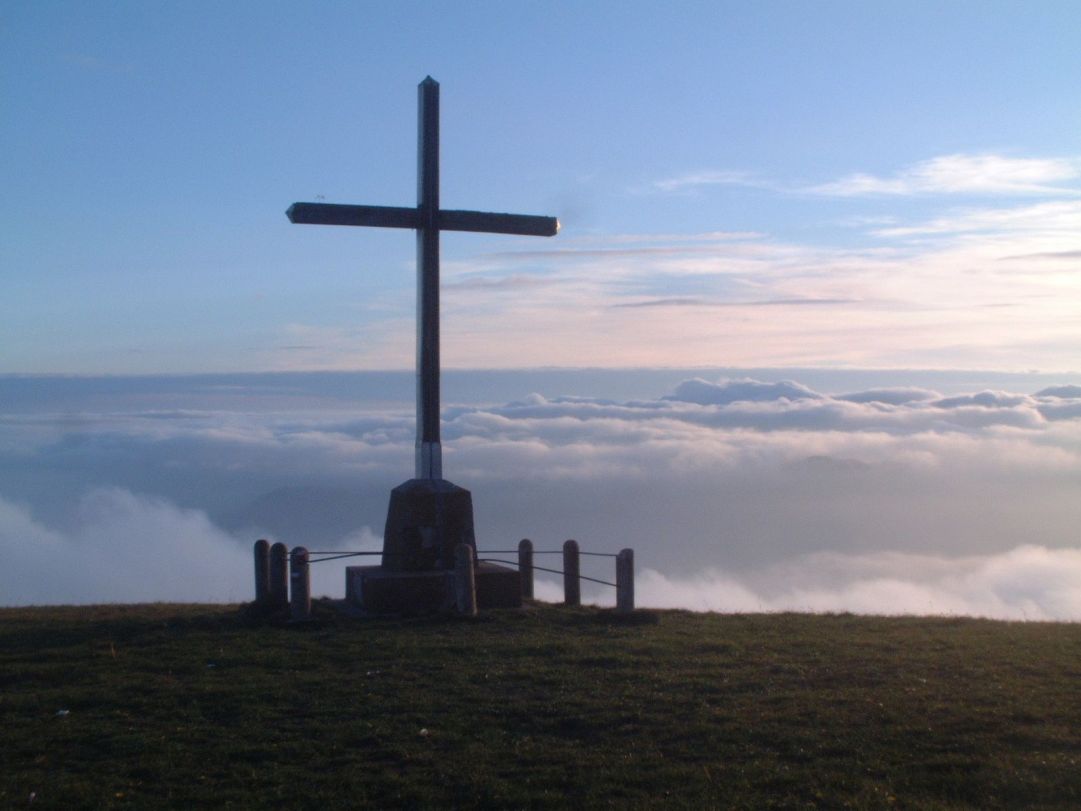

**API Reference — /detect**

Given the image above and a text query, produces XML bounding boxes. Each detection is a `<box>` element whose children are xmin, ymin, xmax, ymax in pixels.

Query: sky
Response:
<box><xmin>3</xmin><ymin>0</ymin><xmax>1080</xmax><ymax>374</ymax></box>
<box><xmin>2</xmin><ymin>2</ymin><xmax>1081</xmax><ymax>614</ymax></box>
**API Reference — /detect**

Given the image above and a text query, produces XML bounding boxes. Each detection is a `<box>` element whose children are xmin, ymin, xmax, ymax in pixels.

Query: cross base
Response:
<box><xmin>382</xmin><ymin>477</ymin><xmax>476</xmax><ymax>571</ymax></box>
<box><xmin>350</xmin><ymin>476</ymin><xmax>522</xmax><ymax>613</ymax></box>
<box><xmin>345</xmin><ymin>564</ymin><xmax>522</xmax><ymax>614</ymax></box>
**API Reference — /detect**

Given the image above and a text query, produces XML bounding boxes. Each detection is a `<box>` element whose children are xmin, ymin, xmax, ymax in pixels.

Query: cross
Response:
<box><xmin>286</xmin><ymin>76</ymin><xmax>558</xmax><ymax>481</ymax></box>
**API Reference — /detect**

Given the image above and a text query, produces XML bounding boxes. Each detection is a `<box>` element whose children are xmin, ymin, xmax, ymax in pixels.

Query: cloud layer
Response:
<box><xmin>565</xmin><ymin>545</ymin><xmax>1081</xmax><ymax>621</ymax></box>
<box><xmin>3</xmin><ymin>372</ymin><xmax>1080</xmax><ymax>616</ymax></box>
<box><xmin>0</xmin><ymin>489</ymin><xmax>250</xmax><ymax>605</ymax></box>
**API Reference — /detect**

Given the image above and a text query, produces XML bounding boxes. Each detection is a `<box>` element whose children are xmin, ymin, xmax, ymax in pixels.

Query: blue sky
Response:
<box><xmin>4</xmin><ymin>1</ymin><xmax>1079</xmax><ymax>374</ymax></box>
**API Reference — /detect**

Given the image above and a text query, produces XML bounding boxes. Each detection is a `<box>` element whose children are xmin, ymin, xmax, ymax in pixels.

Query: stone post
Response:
<box><xmin>269</xmin><ymin>542</ymin><xmax>289</xmax><ymax>609</ymax></box>
<box><xmin>518</xmin><ymin>538</ymin><xmax>534</xmax><ymax>601</ymax></box>
<box><xmin>290</xmin><ymin>546</ymin><xmax>311</xmax><ymax>621</ymax></box>
<box><xmin>616</xmin><ymin>548</ymin><xmax>635</xmax><ymax>614</ymax></box>
<box><xmin>454</xmin><ymin>543</ymin><xmax>477</xmax><ymax>616</ymax></box>
<box><xmin>253</xmin><ymin>539</ymin><xmax>270</xmax><ymax>606</ymax></box>
<box><xmin>563</xmin><ymin>539</ymin><xmax>580</xmax><ymax>606</ymax></box>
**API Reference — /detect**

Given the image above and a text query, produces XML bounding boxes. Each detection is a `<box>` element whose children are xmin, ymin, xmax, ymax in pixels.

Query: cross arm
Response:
<box><xmin>286</xmin><ymin>203</ymin><xmax>420</xmax><ymax>229</ymax></box>
<box><xmin>287</xmin><ymin>202</ymin><xmax>558</xmax><ymax>237</ymax></box>
<box><xmin>439</xmin><ymin>209</ymin><xmax>559</xmax><ymax>237</ymax></box>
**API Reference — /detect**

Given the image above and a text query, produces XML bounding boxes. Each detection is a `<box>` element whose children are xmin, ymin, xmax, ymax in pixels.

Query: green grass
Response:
<box><xmin>3</xmin><ymin>602</ymin><xmax>1081</xmax><ymax>809</ymax></box>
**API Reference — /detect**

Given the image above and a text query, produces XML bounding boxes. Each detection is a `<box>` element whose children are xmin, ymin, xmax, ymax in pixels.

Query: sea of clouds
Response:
<box><xmin>2</xmin><ymin>372</ymin><xmax>1080</xmax><ymax>618</ymax></box>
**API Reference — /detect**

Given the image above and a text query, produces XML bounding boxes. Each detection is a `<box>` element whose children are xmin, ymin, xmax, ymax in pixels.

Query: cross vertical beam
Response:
<box><xmin>286</xmin><ymin>76</ymin><xmax>558</xmax><ymax>487</ymax></box>
<box><xmin>416</xmin><ymin>77</ymin><xmax>441</xmax><ymax>479</ymax></box>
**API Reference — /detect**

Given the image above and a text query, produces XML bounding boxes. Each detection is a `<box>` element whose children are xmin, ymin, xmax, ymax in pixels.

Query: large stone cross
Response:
<box><xmin>287</xmin><ymin>76</ymin><xmax>558</xmax><ymax>481</ymax></box>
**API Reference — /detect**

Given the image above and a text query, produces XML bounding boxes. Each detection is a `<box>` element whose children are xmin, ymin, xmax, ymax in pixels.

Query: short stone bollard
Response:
<box><xmin>616</xmin><ymin>548</ymin><xmax>635</xmax><ymax>613</ymax></box>
<box><xmin>289</xmin><ymin>546</ymin><xmax>311</xmax><ymax>621</ymax></box>
<box><xmin>454</xmin><ymin>543</ymin><xmax>477</xmax><ymax>616</ymax></box>
<box><xmin>269</xmin><ymin>542</ymin><xmax>289</xmax><ymax>609</ymax></box>
<box><xmin>518</xmin><ymin>538</ymin><xmax>534</xmax><ymax>601</ymax></box>
<box><xmin>563</xmin><ymin>539</ymin><xmax>580</xmax><ymax>606</ymax></box>
<box><xmin>253</xmin><ymin>539</ymin><xmax>270</xmax><ymax>606</ymax></box>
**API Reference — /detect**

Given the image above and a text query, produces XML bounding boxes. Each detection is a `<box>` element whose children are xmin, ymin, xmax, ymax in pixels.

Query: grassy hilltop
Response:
<box><xmin>4</xmin><ymin>602</ymin><xmax>1081</xmax><ymax>810</ymax></box>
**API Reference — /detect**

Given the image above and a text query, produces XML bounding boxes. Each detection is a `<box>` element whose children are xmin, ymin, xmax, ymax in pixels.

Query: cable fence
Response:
<box><xmin>252</xmin><ymin>537</ymin><xmax>634</xmax><ymax>619</ymax></box>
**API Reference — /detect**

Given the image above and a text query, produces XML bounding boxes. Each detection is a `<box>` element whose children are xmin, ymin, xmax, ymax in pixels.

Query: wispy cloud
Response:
<box><xmin>653</xmin><ymin>154</ymin><xmax>1081</xmax><ymax>199</ymax></box>
<box><xmin>650</xmin><ymin>170</ymin><xmax>776</xmax><ymax>194</ymax></box>
<box><xmin>1004</xmin><ymin>249</ymin><xmax>1081</xmax><ymax>262</ymax></box>
<box><xmin>874</xmin><ymin>200</ymin><xmax>1081</xmax><ymax>238</ymax></box>
<box><xmin>611</xmin><ymin>297</ymin><xmax>858</xmax><ymax>309</ymax></box>
<box><xmin>572</xmin><ymin>232</ymin><xmax>763</xmax><ymax>244</ymax></box>
<box><xmin>809</xmin><ymin>154</ymin><xmax>1081</xmax><ymax>198</ymax></box>
<box><xmin>444</xmin><ymin>274</ymin><xmax>552</xmax><ymax>292</ymax></box>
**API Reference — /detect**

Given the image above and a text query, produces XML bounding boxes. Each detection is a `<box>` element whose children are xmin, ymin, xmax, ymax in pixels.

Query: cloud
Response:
<box><xmin>260</xmin><ymin>173</ymin><xmax>1081</xmax><ymax>373</ymax></box>
<box><xmin>650</xmin><ymin>153</ymin><xmax>1081</xmax><ymax>200</ymax></box>
<box><xmin>1004</xmin><ymin>249</ymin><xmax>1081</xmax><ymax>262</ymax></box>
<box><xmin>651</xmin><ymin>170</ymin><xmax>773</xmax><ymax>194</ymax></box>
<box><xmin>0</xmin><ymin>489</ymin><xmax>251</xmax><ymax>605</ymax></box>
<box><xmin>611</xmin><ymin>297</ymin><xmax>711</xmax><ymax>308</ymax></box>
<box><xmin>3</xmin><ymin>374</ymin><xmax>1081</xmax><ymax>611</ymax></box>
<box><xmin>931</xmin><ymin>390</ymin><xmax>1030</xmax><ymax>409</ymax></box>
<box><xmin>873</xmin><ymin>199</ymin><xmax>1081</xmax><ymax>238</ymax></box>
<box><xmin>1038</xmin><ymin>385</ymin><xmax>1081</xmax><ymax>398</ymax></box>
<box><xmin>664</xmin><ymin>377</ymin><xmax>823</xmax><ymax>405</ymax></box>
<box><xmin>475</xmin><ymin>380</ymin><xmax>1054</xmax><ymax>434</ymax></box>
<box><xmin>443</xmin><ymin>198</ymin><xmax>1080</xmax><ymax>372</ymax></box>
<box><xmin>444</xmin><ymin>274</ymin><xmax>552</xmax><ymax>292</ymax></box>
<box><xmin>836</xmin><ymin>388</ymin><xmax>939</xmax><ymax>405</ymax></box>
<box><xmin>0</xmin><ymin>485</ymin><xmax>381</xmax><ymax>605</ymax></box>
<box><xmin>587</xmin><ymin>545</ymin><xmax>1081</xmax><ymax>620</ymax></box>
<box><xmin>809</xmin><ymin>154</ymin><xmax>1081</xmax><ymax>197</ymax></box>
<box><xmin>611</xmin><ymin>297</ymin><xmax>857</xmax><ymax>309</ymax></box>
<box><xmin>568</xmin><ymin>232</ymin><xmax>763</xmax><ymax>245</ymax></box>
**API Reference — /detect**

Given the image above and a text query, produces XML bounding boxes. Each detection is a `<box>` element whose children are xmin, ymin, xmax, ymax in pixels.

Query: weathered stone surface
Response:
<box><xmin>518</xmin><ymin>538</ymin><xmax>534</xmax><ymax>600</ymax></box>
<box><xmin>474</xmin><ymin>563</ymin><xmax>522</xmax><ymax>609</ymax></box>
<box><xmin>454</xmin><ymin>543</ymin><xmax>477</xmax><ymax>617</ymax></box>
<box><xmin>269</xmin><ymin>542</ymin><xmax>289</xmax><ymax>608</ymax></box>
<box><xmin>253</xmin><ymin>539</ymin><xmax>270</xmax><ymax>606</ymax></box>
<box><xmin>562</xmin><ymin>539</ymin><xmax>580</xmax><ymax>606</ymax></box>
<box><xmin>346</xmin><ymin>561</ymin><xmax>521</xmax><ymax>614</ymax></box>
<box><xmin>382</xmin><ymin>478</ymin><xmax>475</xmax><ymax>571</ymax></box>
<box><xmin>346</xmin><ymin>566</ymin><xmax>451</xmax><ymax>614</ymax></box>
<box><xmin>290</xmin><ymin>546</ymin><xmax>311</xmax><ymax>621</ymax></box>
<box><xmin>616</xmin><ymin>547</ymin><xmax>635</xmax><ymax>614</ymax></box>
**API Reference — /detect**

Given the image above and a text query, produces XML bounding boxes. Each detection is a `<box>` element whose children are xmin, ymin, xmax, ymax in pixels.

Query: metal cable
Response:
<box><xmin>476</xmin><ymin>549</ymin><xmax>617</xmax><ymax>558</ymax></box>
<box><xmin>476</xmin><ymin>558</ymin><xmax>617</xmax><ymax>589</ymax></box>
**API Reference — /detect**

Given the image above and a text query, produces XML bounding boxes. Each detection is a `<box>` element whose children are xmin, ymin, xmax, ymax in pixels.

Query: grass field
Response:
<box><xmin>3</xmin><ymin>601</ymin><xmax>1081</xmax><ymax>809</ymax></box>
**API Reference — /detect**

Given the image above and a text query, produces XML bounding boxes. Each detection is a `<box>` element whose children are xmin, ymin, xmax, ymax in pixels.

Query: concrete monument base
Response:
<box><xmin>346</xmin><ymin>563</ymin><xmax>522</xmax><ymax>614</ymax></box>
<box><xmin>347</xmin><ymin>476</ymin><xmax>521</xmax><ymax>614</ymax></box>
<box><xmin>382</xmin><ymin>478</ymin><xmax>476</xmax><ymax>571</ymax></box>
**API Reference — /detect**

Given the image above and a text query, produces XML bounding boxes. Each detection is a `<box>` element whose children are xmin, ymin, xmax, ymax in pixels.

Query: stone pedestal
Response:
<box><xmin>382</xmin><ymin>478</ymin><xmax>476</xmax><ymax>571</ymax></box>
<box><xmin>346</xmin><ymin>477</ymin><xmax>522</xmax><ymax>614</ymax></box>
<box><xmin>346</xmin><ymin>563</ymin><xmax>521</xmax><ymax>614</ymax></box>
